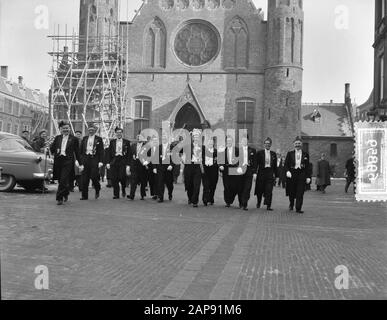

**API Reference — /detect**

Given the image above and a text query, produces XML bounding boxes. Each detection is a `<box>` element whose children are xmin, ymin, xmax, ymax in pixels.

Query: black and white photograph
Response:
<box><xmin>0</xmin><ymin>0</ymin><xmax>386</xmax><ymax>307</ymax></box>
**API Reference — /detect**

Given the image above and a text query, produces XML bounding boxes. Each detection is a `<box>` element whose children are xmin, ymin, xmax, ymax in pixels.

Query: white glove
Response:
<box><xmin>237</xmin><ymin>167</ymin><xmax>243</xmax><ymax>175</ymax></box>
<box><xmin>219</xmin><ymin>166</ymin><xmax>224</xmax><ymax>171</ymax></box>
<box><xmin>286</xmin><ymin>171</ymin><xmax>292</xmax><ymax>179</ymax></box>
<box><xmin>98</xmin><ymin>162</ymin><xmax>103</xmax><ymax>169</ymax></box>
<box><xmin>167</xmin><ymin>165</ymin><xmax>173</xmax><ymax>171</ymax></box>
<box><xmin>143</xmin><ymin>161</ymin><xmax>149</xmax><ymax>166</ymax></box>
<box><xmin>79</xmin><ymin>165</ymin><xmax>84</xmax><ymax>172</ymax></box>
<box><xmin>126</xmin><ymin>166</ymin><xmax>131</xmax><ymax>176</ymax></box>
<box><xmin>106</xmin><ymin>164</ymin><xmax>111</xmax><ymax>170</ymax></box>
<box><xmin>153</xmin><ymin>169</ymin><xmax>157</xmax><ymax>174</ymax></box>
<box><xmin>75</xmin><ymin>160</ymin><xmax>80</xmax><ymax>167</ymax></box>
<box><xmin>306</xmin><ymin>178</ymin><xmax>311</xmax><ymax>184</ymax></box>
<box><xmin>253</xmin><ymin>173</ymin><xmax>257</xmax><ymax>181</ymax></box>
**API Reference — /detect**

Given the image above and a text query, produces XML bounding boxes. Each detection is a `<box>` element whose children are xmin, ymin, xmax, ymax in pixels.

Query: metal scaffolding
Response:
<box><xmin>48</xmin><ymin>25</ymin><xmax>128</xmax><ymax>140</ymax></box>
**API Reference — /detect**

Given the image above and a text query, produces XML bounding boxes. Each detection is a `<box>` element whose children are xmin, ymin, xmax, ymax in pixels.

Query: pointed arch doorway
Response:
<box><xmin>173</xmin><ymin>103</ymin><xmax>203</xmax><ymax>132</ymax></box>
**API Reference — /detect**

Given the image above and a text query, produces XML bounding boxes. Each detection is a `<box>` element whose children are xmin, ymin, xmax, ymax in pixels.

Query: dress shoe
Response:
<box><xmin>122</xmin><ymin>192</ymin><xmax>126</xmax><ymax>198</ymax></box>
<box><xmin>152</xmin><ymin>196</ymin><xmax>158</xmax><ymax>200</ymax></box>
<box><xmin>141</xmin><ymin>197</ymin><xmax>145</xmax><ymax>200</ymax></box>
<box><xmin>203</xmin><ymin>202</ymin><xmax>208</xmax><ymax>207</ymax></box>
<box><xmin>289</xmin><ymin>205</ymin><xmax>294</xmax><ymax>211</ymax></box>
<box><xmin>158</xmin><ymin>199</ymin><xmax>164</xmax><ymax>203</ymax></box>
<box><xmin>57</xmin><ymin>200</ymin><xmax>64</xmax><ymax>206</ymax></box>
<box><xmin>226</xmin><ymin>204</ymin><xmax>231</xmax><ymax>208</ymax></box>
<box><xmin>243</xmin><ymin>207</ymin><xmax>248</xmax><ymax>211</ymax></box>
<box><xmin>169</xmin><ymin>195</ymin><xmax>173</xmax><ymax>201</ymax></box>
<box><xmin>113</xmin><ymin>196</ymin><xmax>119</xmax><ymax>200</ymax></box>
<box><xmin>127</xmin><ymin>195</ymin><xmax>134</xmax><ymax>201</ymax></box>
<box><xmin>257</xmin><ymin>204</ymin><xmax>261</xmax><ymax>209</ymax></box>
<box><xmin>193</xmin><ymin>204</ymin><xmax>198</xmax><ymax>208</ymax></box>
<box><xmin>267</xmin><ymin>207</ymin><xmax>273</xmax><ymax>211</ymax></box>
<box><xmin>95</xmin><ymin>191</ymin><xmax>100</xmax><ymax>199</ymax></box>
<box><xmin>64</xmin><ymin>195</ymin><xmax>68</xmax><ymax>203</ymax></box>
<box><xmin>296</xmin><ymin>210</ymin><xmax>304</xmax><ymax>214</ymax></box>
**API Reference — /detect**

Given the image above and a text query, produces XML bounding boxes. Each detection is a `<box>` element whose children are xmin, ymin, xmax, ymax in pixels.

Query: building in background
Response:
<box><xmin>0</xmin><ymin>66</ymin><xmax>49</xmax><ymax>139</ymax></box>
<box><xmin>301</xmin><ymin>84</ymin><xmax>355</xmax><ymax>178</ymax></box>
<box><xmin>122</xmin><ymin>0</ymin><xmax>304</xmax><ymax>154</ymax></box>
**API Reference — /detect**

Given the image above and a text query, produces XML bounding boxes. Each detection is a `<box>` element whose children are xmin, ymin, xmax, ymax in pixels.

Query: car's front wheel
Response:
<box><xmin>0</xmin><ymin>174</ymin><xmax>17</xmax><ymax>192</ymax></box>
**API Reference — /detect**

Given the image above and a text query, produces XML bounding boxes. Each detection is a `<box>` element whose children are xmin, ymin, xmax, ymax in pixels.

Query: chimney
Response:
<box><xmin>0</xmin><ymin>66</ymin><xmax>8</xmax><ymax>79</ymax></box>
<box><xmin>18</xmin><ymin>76</ymin><xmax>23</xmax><ymax>86</ymax></box>
<box><xmin>345</xmin><ymin>83</ymin><xmax>351</xmax><ymax>101</ymax></box>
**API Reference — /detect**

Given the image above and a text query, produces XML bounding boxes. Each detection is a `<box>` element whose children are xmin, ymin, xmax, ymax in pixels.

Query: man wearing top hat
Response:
<box><xmin>128</xmin><ymin>133</ymin><xmax>148</xmax><ymax>201</ymax></box>
<box><xmin>237</xmin><ymin>134</ymin><xmax>257</xmax><ymax>211</ymax></box>
<box><xmin>49</xmin><ymin>121</ymin><xmax>80</xmax><ymax>205</ymax></box>
<box><xmin>284</xmin><ymin>136</ymin><xmax>312</xmax><ymax>214</ymax></box>
<box><xmin>106</xmin><ymin>127</ymin><xmax>132</xmax><ymax>199</ymax></box>
<box><xmin>79</xmin><ymin>124</ymin><xmax>104</xmax><ymax>200</ymax></box>
<box><xmin>255</xmin><ymin>137</ymin><xmax>278</xmax><ymax>211</ymax></box>
<box><xmin>154</xmin><ymin>132</ymin><xmax>175</xmax><ymax>203</ymax></box>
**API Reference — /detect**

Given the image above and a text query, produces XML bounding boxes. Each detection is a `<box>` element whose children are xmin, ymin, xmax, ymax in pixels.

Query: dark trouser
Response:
<box><xmin>173</xmin><ymin>164</ymin><xmax>181</xmax><ymax>183</ymax></box>
<box><xmin>81</xmin><ymin>156</ymin><xmax>101</xmax><ymax>199</ymax></box>
<box><xmin>239</xmin><ymin>169</ymin><xmax>254</xmax><ymax>208</ymax></box>
<box><xmin>157</xmin><ymin>166</ymin><xmax>174</xmax><ymax>200</ymax></box>
<box><xmin>130</xmin><ymin>163</ymin><xmax>147</xmax><ymax>199</ymax></box>
<box><xmin>148</xmin><ymin>169</ymin><xmax>157</xmax><ymax>197</ymax></box>
<box><xmin>278</xmin><ymin>176</ymin><xmax>286</xmax><ymax>188</ymax></box>
<box><xmin>202</xmin><ymin>165</ymin><xmax>219</xmax><ymax>204</ymax></box>
<box><xmin>56</xmin><ymin>157</ymin><xmax>73</xmax><ymax>201</ymax></box>
<box><xmin>75</xmin><ymin>175</ymin><xmax>82</xmax><ymax>191</ymax></box>
<box><xmin>223</xmin><ymin>174</ymin><xmax>240</xmax><ymax>205</ymax></box>
<box><xmin>184</xmin><ymin>164</ymin><xmax>202</xmax><ymax>205</ymax></box>
<box><xmin>345</xmin><ymin>177</ymin><xmax>355</xmax><ymax>193</ymax></box>
<box><xmin>287</xmin><ymin>169</ymin><xmax>306</xmax><ymax>211</ymax></box>
<box><xmin>256</xmin><ymin>168</ymin><xmax>275</xmax><ymax>208</ymax></box>
<box><xmin>110</xmin><ymin>157</ymin><xmax>127</xmax><ymax>198</ymax></box>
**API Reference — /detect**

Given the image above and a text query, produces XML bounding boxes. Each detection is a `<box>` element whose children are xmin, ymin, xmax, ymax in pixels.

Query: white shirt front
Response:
<box><xmin>295</xmin><ymin>150</ymin><xmax>302</xmax><ymax>169</ymax></box>
<box><xmin>162</xmin><ymin>143</ymin><xmax>169</xmax><ymax>161</ymax></box>
<box><xmin>192</xmin><ymin>143</ymin><xmax>201</xmax><ymax>163</ymax></box>
<box><xmin>60</xmin><ymin>135</ymin><xmax>69</xmax><ymax>156</ymax></box>
<box><xmin>116</xmin><ymin>139</ymin><xmax>123</xmax><ymax>156</ymax></box>
<box><xmin>228</xmin><ymin>148</ymin><xmax>233</xmax><ymax>164</ymax></box>
<box><xmin>243</xmin><ymin>147</ymin><xmax>248</xmax><ymax>166</ymax></box>
<box><xmin>265</xmin><ymin>149</ymin><xmax>271</xmax><ymax>168</ymax></box>
<box><xmin>86</xmin><ymin>135</ymin><xmax>95</xmax><ymax>155</ymax></box>
<box><xmin>205</xmin><ymin>148</ymin><xmax>214</xmax><ymax>166</ymax></box>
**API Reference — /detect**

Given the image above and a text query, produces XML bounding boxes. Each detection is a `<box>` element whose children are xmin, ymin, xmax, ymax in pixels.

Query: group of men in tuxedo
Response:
<box><xmin>50</xmin><ymin>122</ymin><xmax>312</xmax><ymax>214</ymax></box>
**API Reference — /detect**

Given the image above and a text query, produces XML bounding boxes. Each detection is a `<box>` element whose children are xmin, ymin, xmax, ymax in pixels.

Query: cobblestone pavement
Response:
<box><xmin>0</xmin><ymin>180</ymin><xmax>386</xmax><ymax>300</ymax></box>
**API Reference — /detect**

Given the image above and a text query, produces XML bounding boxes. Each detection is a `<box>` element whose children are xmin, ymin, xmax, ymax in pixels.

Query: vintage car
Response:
<box><xmin>0</xmin><ymin>132</ymin><xmax>53</xmax><ymax>192</ymax></box>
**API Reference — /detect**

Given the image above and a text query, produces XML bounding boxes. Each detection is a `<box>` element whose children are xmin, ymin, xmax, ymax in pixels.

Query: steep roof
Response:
<box><xmin>357</xmin><ymin>90</ymin><xmax>374</xmax><ymax>112</ymax></box>
<box><xmin>0</xmin><ymin>76</ymin><xmax>48</xmax><ymax>108</ymax></box>
<box><xmin>301</xmin><ymin>103</ymin><xmax>353</xmax><ymax>138</ymax></box>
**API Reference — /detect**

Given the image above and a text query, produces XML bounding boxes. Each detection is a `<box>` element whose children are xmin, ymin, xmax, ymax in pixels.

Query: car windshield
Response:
<box><xmin>0</xmin><ymin>138</ymin><xmax>34</xmax><ymax>152</ymax></box>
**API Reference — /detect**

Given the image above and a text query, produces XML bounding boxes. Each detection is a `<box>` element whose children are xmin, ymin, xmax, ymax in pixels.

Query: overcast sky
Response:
<box><xmin>0</xmin><ymin>0</ymin><xmax>374</xmax><ymax>105</ymax></box>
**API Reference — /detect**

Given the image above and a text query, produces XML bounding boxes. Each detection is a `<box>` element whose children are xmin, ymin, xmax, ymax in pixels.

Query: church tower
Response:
<box><xmin>78</xmin><ymin>0</ymin><xmax>119</xmax><ymax>54</ymax></box>
<box><xmin>263</xmin><ymin>0</ymin><xmax>304</xmax><ymax>154</ymax></box>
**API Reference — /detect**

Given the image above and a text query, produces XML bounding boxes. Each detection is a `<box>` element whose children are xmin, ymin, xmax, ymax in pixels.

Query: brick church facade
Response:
<box><xmin>120</xmin><ymin>0</ymin><xmax>304</xmax><ymax>154</ymax></box>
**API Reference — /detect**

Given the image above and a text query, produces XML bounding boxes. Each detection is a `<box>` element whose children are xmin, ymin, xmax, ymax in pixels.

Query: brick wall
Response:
<box><xmin>303</xmin><ymin>137</ymin><xmax>354</xmax><ymax>178</ymax></box>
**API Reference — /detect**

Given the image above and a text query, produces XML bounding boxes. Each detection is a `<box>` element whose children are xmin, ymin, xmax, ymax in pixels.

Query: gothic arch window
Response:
<box><xmin>144</xmin><ymin>17</ymin><xmax>167</xmax><ymax>68</ymax></box>
<box><xmin>224</xmin><ymin>17</ymin><xmax>249</xmax><ymax>69</ymax></box>
<box><xmin>133</xmin><ymin>96</ymin><xmax>152</xmax><ymax>136</ymax></box>
<box><xmin>236</xmin><ymin>98</ymin><xmax>255</xmax><ymax>142</ymax></box>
